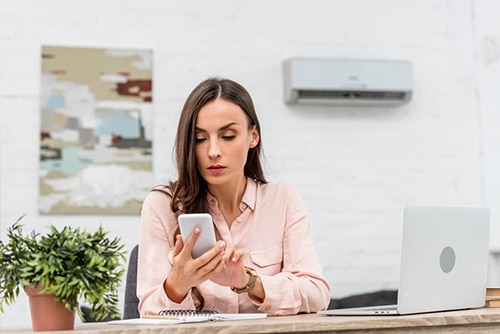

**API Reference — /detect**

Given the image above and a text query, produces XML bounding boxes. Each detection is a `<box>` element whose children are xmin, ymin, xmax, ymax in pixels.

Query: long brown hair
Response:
<box><xmin>166</xmin><ymin>77</ymin><xmax>267</xmax><ymax>214</ymax></box>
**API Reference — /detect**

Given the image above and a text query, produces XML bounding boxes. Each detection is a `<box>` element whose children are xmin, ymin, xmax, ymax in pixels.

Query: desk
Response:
<box><xmin>6</xmin><ymin>307</ymin><xmax>500</xmax><ymax>334</ymax></box>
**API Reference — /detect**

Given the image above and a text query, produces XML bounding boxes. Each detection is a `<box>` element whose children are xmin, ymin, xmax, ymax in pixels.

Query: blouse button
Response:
<box><xmin>236</xmin><ymin>217</ymin><xmax>242</xmax><ymax>223</ymax></box>
<box><xmin>265</xmin><ymin>306</ymin><xmax>271</xmax><ymax>311</ymax></box>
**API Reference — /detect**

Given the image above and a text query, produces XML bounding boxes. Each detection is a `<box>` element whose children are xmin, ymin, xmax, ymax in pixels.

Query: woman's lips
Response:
<box><xmin>208</xmin><ymin>165</ymin><xmax>225</xmax><ymax>175</ymax></box>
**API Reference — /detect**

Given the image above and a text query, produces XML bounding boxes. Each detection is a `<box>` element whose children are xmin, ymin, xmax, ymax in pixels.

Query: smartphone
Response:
<box><xmin>178</xmin><ymin>213</ymin><xmax>217</xmax><ymax>258</ymax></box>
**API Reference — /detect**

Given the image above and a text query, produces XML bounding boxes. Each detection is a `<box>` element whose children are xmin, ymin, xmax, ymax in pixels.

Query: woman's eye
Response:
<box><xmin>222</xmin><ymin>135</ymin><xmax>236</xmax><ymax>141</ymax></box>
<box><xmin>195</xmin><ymin>137</ymin><xmax>207</xmax><ymax>143</ymax></box>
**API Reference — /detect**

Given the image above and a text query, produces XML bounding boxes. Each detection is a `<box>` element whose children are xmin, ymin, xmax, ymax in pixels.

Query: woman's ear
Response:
<box><xmin>249</xmin><ymin>126</ymin><xmax>259</xmax><ymax>148</ymax></box>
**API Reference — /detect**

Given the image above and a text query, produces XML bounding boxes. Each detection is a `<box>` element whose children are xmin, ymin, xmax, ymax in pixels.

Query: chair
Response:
<box><xmin>328</xmin><ymin>290</ymin><xmax>398</xmax><ymax>309</ymax></box>
<box><xmin>123</xmin><ymin>244</ymin><xmax>140</xmax><ymax>319</ymax></box>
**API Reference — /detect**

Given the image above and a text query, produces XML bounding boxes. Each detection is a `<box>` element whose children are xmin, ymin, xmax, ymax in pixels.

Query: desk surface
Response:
<box><xmin>6</xmin><ymin>307</ymin><xmax>500</xmax><ymax>334</ymax></box>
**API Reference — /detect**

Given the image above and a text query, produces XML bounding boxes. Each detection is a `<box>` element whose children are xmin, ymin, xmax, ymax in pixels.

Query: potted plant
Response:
<box><xmin>0</xmin><ymin>215</ymin><xmax>126</xmax><ymax>331</ymax></box>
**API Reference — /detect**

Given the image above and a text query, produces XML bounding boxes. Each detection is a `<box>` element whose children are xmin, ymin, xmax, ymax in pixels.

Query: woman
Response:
<box><xmin>137</xmin><ymin>77</ymin><xmax>330</xmax><ymax>315</ymax></box>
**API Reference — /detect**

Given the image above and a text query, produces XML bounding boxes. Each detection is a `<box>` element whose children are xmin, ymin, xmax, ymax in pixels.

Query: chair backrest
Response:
<box><xmin>123</xmin><ymin>245</ymin><xmax>140</xmax><ymax>319</ymax></box>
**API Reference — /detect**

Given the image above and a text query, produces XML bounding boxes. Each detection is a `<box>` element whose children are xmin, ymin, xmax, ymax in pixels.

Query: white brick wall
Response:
<box><xmin>1</xmin><ymin>0</ymin><xmax>500</xmax><ymax>327</ymax></box>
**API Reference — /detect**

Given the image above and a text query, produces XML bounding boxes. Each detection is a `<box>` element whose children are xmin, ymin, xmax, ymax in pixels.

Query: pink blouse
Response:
<box><xmin>137</xmin><ymin>178</ymin><xmax>331</xmax><ymax>315</ymax></box>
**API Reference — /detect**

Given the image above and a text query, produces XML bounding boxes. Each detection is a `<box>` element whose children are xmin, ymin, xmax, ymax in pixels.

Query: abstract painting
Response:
<box><xmin>39</xmin><ymin>45</ymin><xmax>153</xmax><ymax>214</ymax></box>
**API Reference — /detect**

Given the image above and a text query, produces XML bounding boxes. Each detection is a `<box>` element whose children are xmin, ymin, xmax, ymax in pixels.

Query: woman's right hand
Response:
<box><xmin>163</xmin><ymin>227</ymin><xmax>226</xmax><ymax>302</ymax></box>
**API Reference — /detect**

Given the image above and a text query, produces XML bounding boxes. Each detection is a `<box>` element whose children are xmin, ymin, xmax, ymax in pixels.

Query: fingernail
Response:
<box><xmin>232</xmin><ymin>256</ymin><xmax>237</xmax><ymax>262</ymax></box>
<box><xmin>219</xmin><ymin>241</ymin><xmax>225</xmax><ymax>248</ymax></box>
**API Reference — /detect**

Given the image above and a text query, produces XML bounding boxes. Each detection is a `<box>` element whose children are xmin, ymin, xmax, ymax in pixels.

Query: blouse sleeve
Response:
<box><xmin>136</xmin><ymin>191</ymin><xmax>197</xmax><ymax>315</ymax></box>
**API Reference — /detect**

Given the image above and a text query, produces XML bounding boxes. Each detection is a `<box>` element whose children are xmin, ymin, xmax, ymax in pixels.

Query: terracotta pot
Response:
<box><xmin>25</xmin><ymin>284</ymin><xmax>75</xmax><ymax>331</ymax></box>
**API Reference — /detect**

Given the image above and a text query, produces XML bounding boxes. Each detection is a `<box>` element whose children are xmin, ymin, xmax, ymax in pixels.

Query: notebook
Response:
<box><xmin>108</xmin><ymin>309</ymin><xmax>267</xmax><ymax>325</ymax></box>
<box><xmin>319</xmin><ymin>205</ymin><xmax>491</xmax><ymax>316</ymax></box>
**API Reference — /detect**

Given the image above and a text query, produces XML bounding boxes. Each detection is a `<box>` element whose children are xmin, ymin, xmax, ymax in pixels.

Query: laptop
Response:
<box><xmin>319</xmin><ymin>205</ymin><xmax>490</xmax><ymax>316</ymax></box>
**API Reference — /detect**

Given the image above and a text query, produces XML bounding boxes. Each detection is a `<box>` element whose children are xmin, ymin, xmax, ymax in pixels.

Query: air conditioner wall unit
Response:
<box><xmin>284</xmin><ymin>58</ymin><xmax>413</xmax><ymax>106</ymax></box>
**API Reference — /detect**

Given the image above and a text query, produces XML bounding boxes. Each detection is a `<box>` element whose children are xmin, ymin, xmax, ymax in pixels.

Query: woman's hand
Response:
<box><xmin>209</xmin><ymin>244</ymin><xmax>249</xmax><ymax>288</ymax></box>
<box><xmin>164</xmin><ymin>227</ymin><xmax>226</xmax><ymax>302</ymax></box>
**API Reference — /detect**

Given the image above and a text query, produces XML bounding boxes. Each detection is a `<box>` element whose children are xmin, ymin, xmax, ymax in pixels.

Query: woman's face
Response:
<box><xmin>194</xmin><ymin>98</ymin><xmax>259</xmax><ymax>187</ymax></box>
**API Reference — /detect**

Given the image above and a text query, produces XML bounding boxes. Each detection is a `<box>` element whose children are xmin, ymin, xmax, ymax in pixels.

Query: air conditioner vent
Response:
<box><xmin>297</xmin><ymin>90</ymin><xmax>408</xmax><ymax>101</ymax></box>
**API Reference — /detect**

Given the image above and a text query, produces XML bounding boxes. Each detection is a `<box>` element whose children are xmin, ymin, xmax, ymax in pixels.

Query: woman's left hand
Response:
<box><xmin>209</xmin><ymin>244</ymin><xmax>248</xmax><ymax>288</ymax></box>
